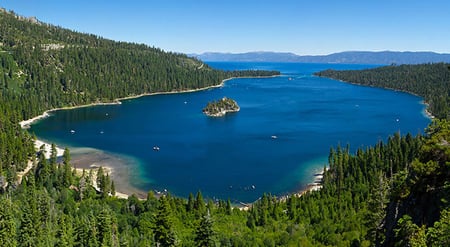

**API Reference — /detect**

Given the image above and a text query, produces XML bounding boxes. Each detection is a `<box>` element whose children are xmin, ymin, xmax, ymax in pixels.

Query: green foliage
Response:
<box><xmin>315</xmin><ymin>63</ymin><xmax>450</xmax><ymax>119</ymax></box>
<box><xmin>97</xmin><ymin>208</ymin><xmax>119</xmax><ymax>247</ymax></box>
<box><xmin>194</xmin><ymin>191</ymin><xmax>206</xmax><ymax>216</ymax></box>
<box><xmin>62</xmin><ymin>148</ymin><xmax>73</xmax><ymax>187</ymax></box>
<box><xmin>0</xmin><ymin>124</ymin><xmax>447</xmax><ymax>245</ymax></box>
<box><xmin>365</xmin><ymin>172</ymin><xmax>389</xmax><ymax>245</ymax></box>
<box><xmin>0</xmin><ymin>9</ymin><xmax>449</xmax><ymax>247</ymax></box>
<box><xmin>56</xmin><ymin>214</ymin><xmax>75</xmax><ymax>247</ymax></box>
<box><xmin>194</xmin><ymin>211</ymin><xmax>216</xmax><ymax>246</ymax></box>
<box><xmin>154</xmin><ymin>196</ymin><xmax>177</xmax><ymax>246</ymax></box>
<box><xmin>0</xmin><ymin>197</ymin><xmax>18</xmax><ymax>247</ymax></box>
<box><xmin>427</xmin><ymin>209</ymin><xmax>450</xmax><ymax>246</ymax></box>
<box><xmin>394</xmin><ymin>215</ymin><xmax>427</xmax><ymax>247</ymax></box>
<box><xmin>203</xmin><ymin>97</ymin><xmax>240</xmax><ymax>116</ymax></box>
<box><xmin>0</xmin><ymin>9</ymin><xmax>277</xmax><ymax>197</ymax></box>
<box><xmin>0</xmin><ymin>9</ymin><xmax>279</xmax><ymax>123</ymax></box>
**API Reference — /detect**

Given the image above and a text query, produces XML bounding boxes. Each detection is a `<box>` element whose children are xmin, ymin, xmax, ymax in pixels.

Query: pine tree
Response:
<box><xmin>96</xmin><ymin>167</ymin><xmax>111</xmax><ymax>197</ymax></box>
<box><xmin>365</xmin><ymin>172</ymin><xmax>389</xmax><ymax>245</ymax></box>
<box><xmin>194</xmin><ymin>191</ymin><xmax>206</xmax><ymax>216</ymax></box>
<box><xmin>110</xmin><ymin>180</ymin><xmax>116</xmax><ymax>196</ymax></box>
<box><xmin>19</xmin><ymin>208</ymin><xmax>36</xmax><ymax>246</ymax></box>
<box><xmin>187</xmin><ymin>192</ymin><xmax>195</xmax><ymax>212</ymax></box>
<box><xmin>96</xmin><ymin>167</ymin><xmax>105</xmax><ymax>190</ymax></box>
<box><xmin>19</xmin><ymin>194</ymin><xmax>39</xmax><ymax>246</ymax></box>
<box><xmin>56</xmin><ymin>214</ymin><xmax>75</xmax><ymax>247</ymax></box>
<box><xmin>144</xmin><ymin>191</ymin><xmax>158</xmax><ymax>211</ymax></box>
<box><xmin>97</xmin><ymin>209</ymin><xmax>113</xmax><ymax>247</ymax></box>
<box><xmin>100</xmin><ymin>173</ymin><xmax>111</xmax><ymax>198</ymax></box>
<box><xmin>0</xmin><ymin>197</ymin><xmax>18</xmax><ymax>247</ymax></box>
<box><xmin>287</xmin><ymin>196</ymin><xmax>297</xmax><ymax>221</ymax></box>
<box><xmin>62</xmin><ymin>148</ymin><xmax>73</xmax><ymax>187</ymax></box>
<box><xmin>194</xmin><ymin>210</ymin><xmax>216</xmax><ymax>247</ymax></box>
<box><xmin>75</xmin><ymin>214</ymin><xmax>98</xmax><ymax>247</ymax></box>
<box><xmin>36</xmin><ymin>147</ymin><xmax>50</xmax><ymax>186</ymax></box>
<box><xmin>226</xmin><ymin>199</ymin><xmax>232</xmax><ymax>215</ymax></box>
<box><xmin>50</xmin><ymin>143</ymin><xmax>58</xmax><ymax>165</ymax></box>
<box><xmin>154</xmin><ymin>196</ymin><xmax>177</xmax><ymax>246</ymax></box>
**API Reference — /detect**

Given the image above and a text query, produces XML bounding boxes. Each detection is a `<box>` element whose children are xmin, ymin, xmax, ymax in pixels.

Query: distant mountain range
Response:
<box><xmin>190</xmin><ymin>51</ymin><xmax>450</xmax><ymax>64</ymax></box>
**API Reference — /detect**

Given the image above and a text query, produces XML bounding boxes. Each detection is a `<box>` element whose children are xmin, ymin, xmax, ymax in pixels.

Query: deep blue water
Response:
<box><xmin>29</xmin><ymin>62</ymin><xmax>430</xmax><ymax>202</ymax></box>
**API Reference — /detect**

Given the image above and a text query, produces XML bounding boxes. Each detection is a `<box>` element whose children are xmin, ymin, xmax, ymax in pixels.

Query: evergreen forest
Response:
<box><xmin>315</xmin><ymin>64</ymin><xmax>450</xmax><ymax>119</ymax></box>
<box><xmin>0</xmin><ymin>8</ymin><xmax>449</xmax><ymax>247</ymax></box>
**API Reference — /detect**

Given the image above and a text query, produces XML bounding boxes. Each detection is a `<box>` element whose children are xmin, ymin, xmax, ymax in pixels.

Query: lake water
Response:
<box><xmin>29</xmin><ymin>62</ymin><xmax>430</xmax><ymax>202</ymax></box>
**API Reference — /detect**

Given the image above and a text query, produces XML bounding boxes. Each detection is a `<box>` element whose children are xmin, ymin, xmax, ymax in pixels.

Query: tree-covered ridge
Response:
<box><xmin>203</xmin><ymin>97</ymin><xmax>240</xmax><ymax>117</ymax></box>
<box><xmin>1</xmin><ymin>7</ymin><xmax>450</xmax><ymax>247</ymax></box>
<box><xmin>314</xmin><ymin>63</ymin><xmax>450</xmax><ymax>119</ymax></box>
<box><xmin>0</xmin><ymin>9</ymin><xmax>278</xmax><ymax>182</ymax></box>
<box><xmin>0</xmin><ymin>9</ymin><xmax>279</xmax><ymax>121</ymax></box>
<box><xmin>1</xmin><ymin>120</ymin><xmax>449</xmax><ymax>246</ymax></box>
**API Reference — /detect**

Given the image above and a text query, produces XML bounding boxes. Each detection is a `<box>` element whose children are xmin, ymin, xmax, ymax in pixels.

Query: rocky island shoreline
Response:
<box><xmin>203</xmin><ymin>97</ymin><xmax>240</xmax><ymax>117</ymax></box>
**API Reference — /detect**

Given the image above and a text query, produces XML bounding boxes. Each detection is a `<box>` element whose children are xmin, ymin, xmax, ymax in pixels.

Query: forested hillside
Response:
<box><xmin>0</xmin><ymin>9</ymin><xmax>278</xmax><ymax>186</ymax></box>
<box><xmin>0</xmin><ymin>8</ymin><xmax>449</xmax><ymax>247</ymax></box>
<box><xmin>0</xmin><ymin>9</ymin><xmax>278</xmax><ymax>121</ymax></box>
<box><xmin>315</xmin><ymin>63</ymin><xmax>450</xmax><ymax>119</ymax></box>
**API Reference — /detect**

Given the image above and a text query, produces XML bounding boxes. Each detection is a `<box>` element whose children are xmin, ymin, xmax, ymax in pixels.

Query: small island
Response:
<box><xmin>203</xmin><ymin>97</ymin><xmax>240</xmax><ymax>117</ymax></box>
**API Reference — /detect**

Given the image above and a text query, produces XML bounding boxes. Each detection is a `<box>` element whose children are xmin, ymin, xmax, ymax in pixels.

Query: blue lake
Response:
<box><xmin>29</xmin><ymin>62</ymin><xmax>430</xmax><ymax>202</ymax></box>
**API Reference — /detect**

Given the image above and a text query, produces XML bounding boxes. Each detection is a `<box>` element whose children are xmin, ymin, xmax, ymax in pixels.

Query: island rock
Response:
<box><xmin>203</xmin><ymin>97</ymin><xmax>240</xmax><ymax>117</ymax></box>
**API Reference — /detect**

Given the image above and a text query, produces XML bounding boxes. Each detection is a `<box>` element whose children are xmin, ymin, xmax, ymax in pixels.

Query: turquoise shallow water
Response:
<box><xmin>29</xmin><ymin>62</ymin><xmax>430</xmax><ymax>202</ymax></box>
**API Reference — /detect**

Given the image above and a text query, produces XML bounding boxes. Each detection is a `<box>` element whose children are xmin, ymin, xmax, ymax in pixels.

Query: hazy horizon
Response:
<box><xmin>2</xmin><ymin>0</ymin><xmax>450</xmax><ymax>56</ymax></box>
<box><xmin>191</xmin><ymin>50</ymin><xmax>450</xmax><ymax>56</ymax></box>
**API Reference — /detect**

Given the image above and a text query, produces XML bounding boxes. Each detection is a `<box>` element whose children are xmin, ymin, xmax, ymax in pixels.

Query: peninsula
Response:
<box><xmin>203</xmin><ymin>97</ymin><xmax>240</xmax><ymax>117</ymax></box>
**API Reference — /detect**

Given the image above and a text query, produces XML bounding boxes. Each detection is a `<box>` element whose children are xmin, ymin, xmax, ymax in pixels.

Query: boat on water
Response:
<box><xmin>271</xmin><ymin>135</ymin><xmax>278</xmax><ymax>139</ymax></box>
<box><xmin>153</xmin><ymin>146</ymin><xmax>160</xmax><ymax>151</ymax></box>
<box><xmin>70</xmin><ymin>129</ymin><xmax>75</xmax><ymax>134</ymax></box>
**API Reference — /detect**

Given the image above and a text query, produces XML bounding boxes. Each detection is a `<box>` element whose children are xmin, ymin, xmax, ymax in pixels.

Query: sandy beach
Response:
<box><xmin>22</xmin><ymin>135</ymin><xmax>142</xmax><ymax>199</ymax></box>
<box><xmin>278</xmin><ymin>170</ymin><xmax>325</xmax><ymax>201</ymax></box>
<box><xmin>18</xmin><ymin>79</ymin><xmax>231</xmax><ymax>130</ymax></box>
<box><xmin>70</xmin><ymin>148</ymin><xmax>148</xmax><ymax>199</ymax></box>
<box><xmin>34</xmin><ymin>139</ymin><xmax>65</xmax><ymax>159</ymax></box>
<box><xmin>18</xmin><ymin>75</ymin><xmax>281</xmax><ymax>201</ymax></box>
<box><xmin>18</xmin><ymin>74</ymin><xmax>280</xmax><ymax>129</ymax></box>
<box><xmin>73</xmin><ymin>165</ymin><xmax>129</xmax><ymax>200</ymax></box>
<box><xmin>17</xmin><ymin>80</ymin><xmax>235</xmax><ymax>200</ymax></box>
<box><xmin>422</xmin><ymin>101</ymin><xmax>435</xmax><ymax>119</ymax></box>
<box><xmin>238</xmin><ymin>173</ymin><xmax>325</xmax><ymax>211</ymax></box>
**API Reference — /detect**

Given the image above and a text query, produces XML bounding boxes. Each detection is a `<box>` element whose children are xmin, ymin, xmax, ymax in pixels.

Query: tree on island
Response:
<box><xmin>203</xmin><ymin>97</ymin><xmax>240</xmax><ymax>117</ymax></box>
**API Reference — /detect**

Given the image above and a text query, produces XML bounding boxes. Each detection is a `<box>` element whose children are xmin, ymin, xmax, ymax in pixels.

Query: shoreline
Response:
<box><xmin>422</xmin><ymin>101</ymin><xmax>435</xmax><ymax>119</ymax></box>
<box><xmin>238</xmin><ymin>170</ymin><xmax>326</xmax><ymax>210</ymax></box>
<box><xmin>280</xmin><ymin>169</ymin><xmax>325</xmax><ymax>200</ymax></box>
<box><xmin>18</xmin><ymin>73</ymin><xmax>326</xmax><ymax>204</ymax></box>
<box><xmin>19</xmin><ymin>80</ymin><xmax>227</xmax><ymax>129</ymax></box>
<box><xmin>73</xmin><ymin>164</ymin><xmax>133</xmax><ymax>199</ymax></box>
<box><xmin>21</xmin><ymin>74</ymin><xmax>332</xmax><ymax>203</ymax></box>
<box><xmin>19</xmin><ymin>74</ymin><xmax>279</xmax><ymax>128</ymax></box>
<box><xmin>69</xmin><ymin>147</ymin><xmax>150</xmax><ymax>199</ymax></box>
<box><xmin>323</xmin><ymin>77</ymin><xmax>436</xmax><ymax>120</ymax></box>
<box><xmin>20</xmin><ymin>73</ymin><xmax>422</xmax><ymax>205</ymax></box>
<box><xmin>17</xmin><ymin>76</ymin><xmax>257</xmax><ymax>200</ymax></box>
<box><xmin>34</xmin><ymin>139</ymin><xmax>66</xmax><ymax>159</ymax></box>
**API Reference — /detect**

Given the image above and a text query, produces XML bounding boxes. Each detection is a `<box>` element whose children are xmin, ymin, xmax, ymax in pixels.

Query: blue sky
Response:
<box><xmin>2</xmin><ymin>0</ymin><xmax>450</xmax><ymax>55</ymax></box>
